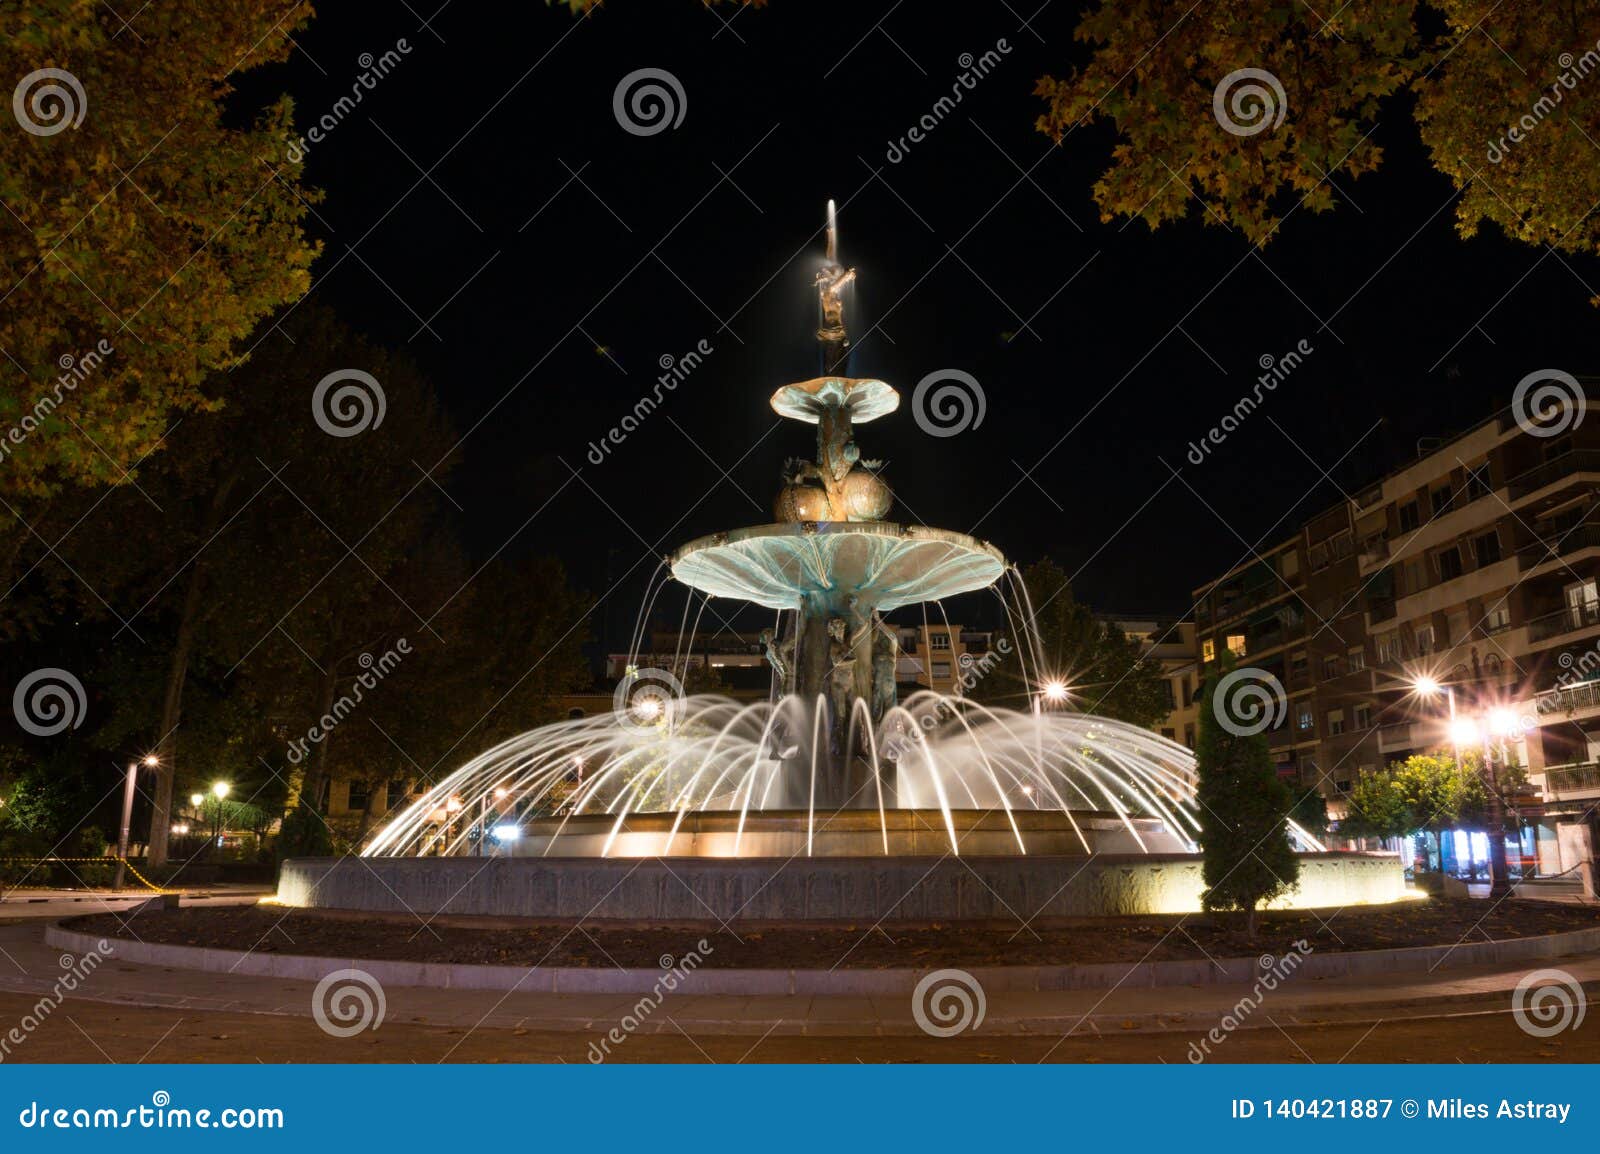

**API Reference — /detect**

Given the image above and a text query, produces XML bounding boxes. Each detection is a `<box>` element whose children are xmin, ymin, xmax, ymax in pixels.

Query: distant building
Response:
<box><xmin>1192</xmin><ymin>391</ymin><xmax>1600</xmax><ymax>876</ymax></box>
<box><xmin>1104</xmin><ymin>617</ymin><xmax>1199</xmax><ymax>749</ymax></box>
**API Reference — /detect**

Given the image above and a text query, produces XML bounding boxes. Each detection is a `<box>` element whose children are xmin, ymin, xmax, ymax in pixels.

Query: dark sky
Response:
<box><xmin>234</xmin><ymin>1</ymin><xmax>1600</xmax><ymax>644</ymax></box>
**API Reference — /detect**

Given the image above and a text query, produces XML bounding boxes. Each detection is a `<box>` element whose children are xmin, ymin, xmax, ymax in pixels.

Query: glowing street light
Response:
<box><xmin>211</xmin><ymin>781</ymin><xmax>230</xmax><ymax>800</ymax></box>
<box><xmin>1042</xmin><ymin>680</ymin><xmax>1069</xmax><ymax>703</ymax></box>
<box><xmin>189</xmin><ymin>792</ymin><xmax>204</xmax><ymax>810</ymax></box>
<box><xmin>1448</xmin><ymin>717</ymin><xmax>1483</xmax><ymax>747</ymax></box>
<box><xmin>1412</xmin><ymin>675</ymin><xmax>1442</xmax><ymax>698</ymax></box>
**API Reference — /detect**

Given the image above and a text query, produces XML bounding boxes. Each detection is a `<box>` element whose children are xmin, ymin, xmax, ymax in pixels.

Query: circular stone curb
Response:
<box><xmin>45</xmin><ymin>921</ymin><xmax>1600</xmax><ymax>997</ymax></box>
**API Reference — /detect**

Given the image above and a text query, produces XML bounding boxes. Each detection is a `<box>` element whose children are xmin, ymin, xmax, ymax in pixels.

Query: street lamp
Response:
<box><xmin>114</xmin><ymin>755</ymin><xmax>159</xmax><ymax>890</ymax></box>
<box><xmin>1412</xmin><ymin>675</ymin><xmax>1513</xmax><ymax>898</ymax></box>
<box><xmin>207</xmin><ymin>782</ymin><xmax>231</xmax><ymax>849</ymax></box>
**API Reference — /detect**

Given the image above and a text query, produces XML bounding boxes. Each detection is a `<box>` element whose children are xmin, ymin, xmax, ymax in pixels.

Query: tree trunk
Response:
<box><xmin>145</xmin><ymin>562</ymin><xmax>204</xmax><ymax>868</ymax></box>
<box><xmin>299</xmin><ymin>666</ymin><xmax>340</xmax><ymax>815</ymax></box>
<box><xmin>1246</xmin><ymin>903</ymin><xmax>1258</xmax><ymax>939</ymax></box>
<box><xmin>146</xmin><ymin>478</ymin><xmax>236</xmax><ymax>868</ymax></box>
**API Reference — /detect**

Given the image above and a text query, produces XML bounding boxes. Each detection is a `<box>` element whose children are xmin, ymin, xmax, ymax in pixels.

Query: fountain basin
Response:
<box><xmin>670</xmin><ymin>522</ymin><xmax>1007</xmax><ymax>614</ymax></box>
<box><xmin>278</xmin><ymin>849</ymin><xmax>1407</xmax><ymax>921</ymax></box>
<box><xmin>515</xmin><ymin>808</ymin><xmax>1187</xmax><ymax>857</ymax></box>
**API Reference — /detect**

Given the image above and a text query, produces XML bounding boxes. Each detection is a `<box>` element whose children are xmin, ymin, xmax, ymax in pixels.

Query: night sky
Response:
<box><xmin>234</xmin><ymin>1</ymin><xmax>1600</xmax><ymax>645</ymax></box>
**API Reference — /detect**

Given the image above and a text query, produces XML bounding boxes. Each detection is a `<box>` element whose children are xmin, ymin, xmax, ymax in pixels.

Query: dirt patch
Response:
<box><xmin>67</xmin><ymin>898</ymin><xmax>1600</xmax><ymax>970</ymax></box>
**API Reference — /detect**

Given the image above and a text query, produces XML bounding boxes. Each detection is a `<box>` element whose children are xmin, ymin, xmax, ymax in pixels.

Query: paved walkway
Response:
<box><xmin>0</xmin><ymin>886</ymin><xmax>267</xmax><ymax>921</ymax></box>
<box><xmin>3</xmin><ymin>915</ymin><xmax>1598</xmax><ymax>1037</ymax></box>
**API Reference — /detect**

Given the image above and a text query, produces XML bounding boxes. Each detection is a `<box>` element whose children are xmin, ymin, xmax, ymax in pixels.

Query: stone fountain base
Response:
<box><xmin>281</xmin><ymin>811</ymin><xmax>1406</xmax><ymax>920</ymax></box>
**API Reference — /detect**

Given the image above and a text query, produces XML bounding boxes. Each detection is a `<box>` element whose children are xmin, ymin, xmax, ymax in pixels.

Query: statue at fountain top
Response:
<box><xmin>815</xmin><ymin>261</ymin><xmax>855</xmax><ymax>344</ymax></box>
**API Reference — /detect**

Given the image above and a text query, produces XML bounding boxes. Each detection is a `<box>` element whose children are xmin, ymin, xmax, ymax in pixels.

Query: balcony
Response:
<box><xmin>1517</xmin><ymin>523</ymin><xmax>1600</xmax><ymax>571</ymax></box>
<box><xmin>1534</xmin><ymin>678</ymin><xmax>1600</xmax><ymax>717</ymax></box>
<box><xmin>1543</xmin><ymin>762</ymin><xmax>1600</xmax><ymax>796</ymax></box>
<box><xmin>1507</xmin><ymin>450</ymin><xmax>1600</xmax><ymax>499</ymax></box>
<box><xmin>1527</xmin><ymin>600</ymin><xmax>1600</xmax><ymax>642</ymax></box>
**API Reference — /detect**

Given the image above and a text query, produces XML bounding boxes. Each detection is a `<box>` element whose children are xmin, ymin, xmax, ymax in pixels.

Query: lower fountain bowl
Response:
<box><xmin>279</xmin><ymin>810</ymin><xmax>1408</xmax><ymax>920</ymax></box>
<box><xmin>511</xmin><ymin>808</ymin><xmax>1188</xmax><ymax>857</ymax></box>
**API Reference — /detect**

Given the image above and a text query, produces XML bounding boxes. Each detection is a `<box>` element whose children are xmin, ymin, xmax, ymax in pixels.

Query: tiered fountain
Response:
<box><xmin>278</xmin><ymin>207</ymin><xmax>1406</xmax><ymax>919</ymax></box>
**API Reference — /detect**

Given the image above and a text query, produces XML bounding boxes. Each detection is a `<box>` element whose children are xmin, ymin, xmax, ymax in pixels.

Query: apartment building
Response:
<box><xmin>1105</xmin><ymin>617</ymin><xmax>1200</xmax><ymax>748</ymax></box>
<box><xmin>1193</xmin><ymin>394</ymin><xmax>1600</xmax><ymax>874</ymax></box>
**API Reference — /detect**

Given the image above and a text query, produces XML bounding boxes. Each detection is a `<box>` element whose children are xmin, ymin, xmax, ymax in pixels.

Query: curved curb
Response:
<box><xmin>46</xmin><ymin>921</ymin><xmax>1600</xmax><ymax>997</ymax></box>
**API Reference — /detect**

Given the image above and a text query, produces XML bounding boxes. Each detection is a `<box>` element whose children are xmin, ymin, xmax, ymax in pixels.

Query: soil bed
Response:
<box><xmin>68</xmin><ymin>899</ymin><xmax>1600</xmax><ymax>970</ymax></box>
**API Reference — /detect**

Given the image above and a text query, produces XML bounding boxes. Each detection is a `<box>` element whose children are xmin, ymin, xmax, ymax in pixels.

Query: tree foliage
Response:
<box><xmin>1039</xmin><ymin>0</ymin><xmax>1600</xmax><ymax>263</ymax></box>
<box><xmin>973</xmin><ymin>559</ymin><xmax>1171</xmax><ymax>730</ymax></box>
<box><xmin>1340</xmin><ymin>753</ymin><xmax>1489</xmax><ymax>840</ymax></box>
<box><xmin>0</xmin><ymin>0</ymin><xmax>319</xmax><ymax>510</ymax></box>
<box><xmin>1195</xmin><ymin>653</ymin><xmax>1299</xmax><ymax>930</ymax></box>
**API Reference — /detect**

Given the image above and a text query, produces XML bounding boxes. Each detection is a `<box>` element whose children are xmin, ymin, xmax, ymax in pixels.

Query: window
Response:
<box><xmin>1436</xmin><ymin>546</ymin><xmax>1463</xmax><ymax>581</ymax></box>
<box><xmin>1163</xmin><ymin>679</ymin><xmax>1176</xmax><ymax>710</ymax></box>
<box><xmin>1430</xmin><ymin>486</ymin><xmax>1454</xmax><ymax>518</ymax></box>
<box><xmin>930</xmin><ymin>632</ymin><xmax>951</xmax><ymax>650</ymax></box>
<box><xmin>1296</xmin><ymin>705</ymin><xmax>1314</xmax><ymax>731</ymax></box>
<box><xmin>1473</xmin><ymin>531</ymin><xmax>1501</xmax><ymax>565</ymax></box>
<box><xmin>1375</xmin><ymin>630</ymin><xmax>1400</xmax><ymax>664</ymax></box>
<box><xmin>1289</xmin><ymin>650</ymin><xmax>1308</xmax><ymax>683</ymax></box>
<box><xmin>1353</xmin><ymin>703</ymin><xmax>1372</xmax><ymax>730</ymax></box>
<box><xmin>1403</xmin><ymin>558</ymin><xmax>1428</xmax><ymax>595</ymax></box>
<box><xmin>931</xmin><ymin>662</ymin><xmax>951</xmax><ymax>678</ymax></box>
<box><xmin>1183</xmin><ymin>724</ymin><xmax>1196</xmax><ymax>748</ymax></box>
<box><xmin>1398</xmin><ymin>501</ymin><xmax>1420</xmax><ymax>532</ymax></box>
<box><xmin>1201</xmin><ymin>639</ymin><xmax>1216</xmax><ymax>663</ymax></box>
<box><xmin>1327</xmin><ymin>709</ymin><xmax>1345</xmax><ymax>736</ymax></box>
<box><xmin>1183</xmin><ymin>676</ymin><xmax>1195</xmax><ymax>707</ymax></box>
<box><xmin>347</xmin><ymin>780</ymin><xmax>370</xmax><ymax>811</ymax></box>
<box><xmin>1308</xmin><ymin>541</ymin><xmax>1330</xmax><ymax>571</ymax></box>
<box><xmin>1334</xmin><ymin>779</ymin><xmax>1353</xmax><ymax>794</ymax></box>
<box><xmin>1161</xmin><ymin>728</ymin><xmax>1176</xmax><ymax>741</ymax></box>
<box><xmin>1321</xmin><ymin>654</ymin><xmax>1342</xmax><ymax>679</ymax></box>
<box><xmin>1347</xmin><ymin>647</ymin><xmax>1366</xmax><ymax>672</ymax></box>
<box><xmin>1330</xmin><ymin>530</ymin><xmax>1354</xmax><ymax>560</ymax></box>
<box><xmin>1414</xmin><ymin>623</ymin><xmax>1436</xmax><ymax>654</ymax></box>
<box><xmin>1465</xmin><ymin>462</ymin><xmax>1491</xmax><ymax>501</ymax></box>
<box><xmin>1483</xmin><ymin>604</ymin><xmax>1511</xmax><ymax>633</ymax></box>
<box><xmin>1280</xmin><ymin>550</ymin><xmax>1300</xmax><ymax>579</ymax></box>
<box><xmin>1565</xmin><ymin>578</ymin><xmax>1599</xmax><ymax>628</ymax></box>
<box><xmin>1226</xmin><ymin>633</ymin><xmax>1246</xmax><ymax>657</ymax></box>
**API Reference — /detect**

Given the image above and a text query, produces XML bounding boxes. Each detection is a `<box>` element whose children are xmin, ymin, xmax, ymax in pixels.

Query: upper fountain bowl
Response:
<box><xmin>670</xmin><ymin>522</ymin><xmax>1006</xmax><ymax>615</ymax></box>
<box><xmin>770</xmin><ymin>376</ymin><xmax>899</xmax><ymax>424</ymax></box>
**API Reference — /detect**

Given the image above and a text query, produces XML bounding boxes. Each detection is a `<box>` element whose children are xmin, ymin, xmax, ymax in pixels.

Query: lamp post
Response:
<box><xmin>113</xmin><ymin>755</ymin><xmax>160</xmax><ymax>890</ymax></box>
<box><xmin>1414</xmin><ymin>676</ymin><xmax>1513</xmax><ymax>899</ymax></box>
<box><xmin>208</xmin><ymin>781</ymin><xmax>231</xmax><ymax>851</ymax></box>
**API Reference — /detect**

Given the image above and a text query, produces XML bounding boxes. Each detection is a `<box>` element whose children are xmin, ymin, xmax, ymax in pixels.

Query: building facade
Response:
<box><xmin>1193</xmin><ymin>396</ymin><xmax>1600</xmax><ymax>875</ymax></box>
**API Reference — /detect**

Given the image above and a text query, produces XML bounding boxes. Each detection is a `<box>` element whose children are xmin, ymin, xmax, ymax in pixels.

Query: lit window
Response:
<box><xmin>1202</xmin><ymin>639</ymin><xmax>1216</xmax><ymax>663</ymax></box>
<box><xmin>1414</xmin><ymin>623</ymin><xmax>1435</xmax><ymax>654</ymax></box>
<box><xmin>1353</xmin><ymin>703</ymin><xmax>1372</xmax><ymax>730</ymax></box>
<box><xmin>1327</xmin><ymin>709</ymin><xmax>1345</xmax><ymax>736</ymax></box>
<box><xmin>930</xmin><ymin>632</ymin><xmax>951</xmax><ymax>650</ymax></box>
<box><xmin>1297</xmin><ymin>705</ymin><xmax>1313</xmax><ymax>731</ymax></box>
<box><xmin>1226</xmin><ymin>634</ymin><xmax>1246</xmax><ymax>657</ymax></box>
